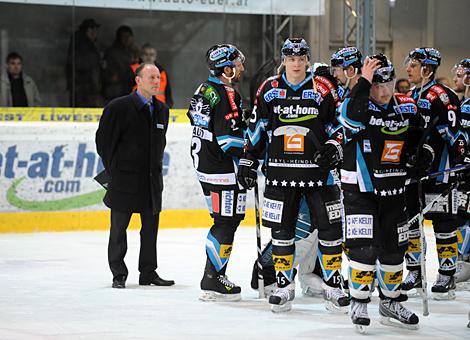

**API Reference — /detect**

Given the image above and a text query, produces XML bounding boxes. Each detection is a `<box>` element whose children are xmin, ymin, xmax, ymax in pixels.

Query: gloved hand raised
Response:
<box><xmin>313</xmin><ymin>140</ymin><xmax>343</xmax><ymax>171</ymax></box>
<box><xmin>406</xmin><ymin>143</ymin><xmax>434</xmax><ymax>178</ymax></box>
<box><xmin>237</xmin><ymin>158</ymin><xmax>259</xmax><ymax>189</ymax></box>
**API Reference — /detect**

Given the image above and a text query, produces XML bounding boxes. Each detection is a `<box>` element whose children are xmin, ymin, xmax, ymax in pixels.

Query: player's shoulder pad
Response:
<box><xmin>194</xmin><ymin>82</ymin><xmax>220</xmax><ymax>108</ymax></box>
<box><xmin>428</xmin><ymin>84</ymin><xmax>451</xmax><ymax>105</ymax></box>
<box><xmin>256</xmin><ymin>75</ymin><xmax>281</xmax><ymax>98</ymax></box>
<box><xmin>394</xmin><ymin>93</ymin><xmax>416</xmax><ymax>105</ymax></box>
<box><xmin>314</xmin><ymin>75</ymin><xmax>338</xmax><ymax>101</ymax></box>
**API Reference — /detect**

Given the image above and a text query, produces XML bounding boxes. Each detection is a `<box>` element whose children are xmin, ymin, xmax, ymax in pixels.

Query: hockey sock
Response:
<box><xmin>435</xmin><ymin>231</ymin><xmax>458</xmax><ymax>276</ymax></box>
<box><xmin>272</xmin><ymin>237</ymin><xmax>295</xmax><ymax>288</ymax></box>
<box><xmin>205</xmin><ymin>230</ymin><xmax>233</xmax><ymax>275</ymax></box>
<box><xmin>405</xmin><ymin>228</ymin><xmax>423</xmax><ymax>271</ymax></box>
<box><xmin>317</xmin><ymin>238</ymin><xmax>343</xmax><ymax>288</ymax></box>
<box><xmin>376</xmin><ymin>261</ymin><xmax>403</xmax><ymax>299</ymax></box>
<box><xmin>348</xmin><ymin>260</ymin><xmax>375</xmax><ymax>301</ymax></box>
<box><xmin>457</xmin><ymin>222</ymin><xmax>470</xmax><ymax>258</ymax></box>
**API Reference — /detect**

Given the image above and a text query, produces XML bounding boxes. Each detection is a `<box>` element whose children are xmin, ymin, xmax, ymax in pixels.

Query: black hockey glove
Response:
<box><xmin>453</xmin><ymin>151</ymin><xmax>470</xmax><ymax>189</ymax></box>
<box><xmin>237</xmin><ymin>158</ymin><xmax>259</xmax><ymax>189</ymax></box>
<box><xmin>406</xmin><ymin>143</ymin><xmax>434</xmax><ymax>178</ymax></box>
<box><xmin>313</xmin><ymin>140</ymin><xmax>343</xmax><ymax>171</ymax></box>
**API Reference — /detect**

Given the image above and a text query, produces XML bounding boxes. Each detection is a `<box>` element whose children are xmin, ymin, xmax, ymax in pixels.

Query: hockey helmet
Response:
<box><xmin>370</xmin><ymin>53</ymin><xmax>395</xmax><ymax>83</ymax></box>
<box><xmin>405</xmin><ymin>47</ymin><xmax>441</xmax><ymax>67</ymax></box>
<box><xmin>281</xmin><ymin>38</ymin><xmax>310</xmax><ymax>60</ymax></box>
<box><xmin>331</xmin><ymin>46</ymin><xmax>363</xmax><ymax>69</ymax></box>
<box><xmin>452</xmin><ymin>58</ymin><xmax>470</xmax><ymax>76</ymax></box>
<box><xmin>206</xmin><ymin>44</ymin><xmax>245</xmax><ymax>76</ymax></box>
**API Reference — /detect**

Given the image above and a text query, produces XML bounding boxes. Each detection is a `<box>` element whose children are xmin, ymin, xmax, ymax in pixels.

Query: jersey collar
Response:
<box><xmin>282</xmin><ymin>72</ymin><xmax>313</xmax><ymax>91</ymax></box>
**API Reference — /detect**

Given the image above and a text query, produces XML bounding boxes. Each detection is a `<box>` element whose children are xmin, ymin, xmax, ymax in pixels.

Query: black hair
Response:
<box><xmin>115</xmin><ymin>25</ymin><xmax>133</xmax><ymax>41</ymax></box>
<box><xmin>6</xmin><ymin>52</ymin><xmax>22</xmax><ymax>63</ymax></box>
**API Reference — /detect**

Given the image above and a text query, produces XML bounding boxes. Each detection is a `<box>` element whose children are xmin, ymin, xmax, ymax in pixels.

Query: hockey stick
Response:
<box><xmin>405</xmin><ymin>164</ymin><xmax>470</xmax><ymax>186</ymax></box>
<box><xmin>417</xmin><ymin>176</ymin><xmax>430</xmax><ymax>316</ymax></box>
<box><xmin>254</xmin><ymin>181</ymin><xmax>265</xmax><ymax>299</ymax></box>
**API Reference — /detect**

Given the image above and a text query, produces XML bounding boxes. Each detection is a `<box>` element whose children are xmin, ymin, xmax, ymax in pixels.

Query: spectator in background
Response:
<box><xmin>0</xmin><ymin>52</ymin><xmax>41</xmax><ymax>107</ymax></box>
<box><xmin>436</xmin><ymin>76</ymin><xmax>452</xmax><ymax>88</ymax></box>
<box><xmin>103</xmin><ymin>25</ymin><xmax>135</xmax><ymax>103</ymax></box>
<box><xmin>395</xmin><ymin>78</ymin><xmax>411</xmax><ymax>94</ymax></box>
<box><xmin>66</xmin><ymin>18</ymin><xmax>104</xmax><ymax>108</ymax></box>
<box><xmin>140</xmin><ymin>44</ymin><xmax>174</xmax><ymax>108</ymax></box>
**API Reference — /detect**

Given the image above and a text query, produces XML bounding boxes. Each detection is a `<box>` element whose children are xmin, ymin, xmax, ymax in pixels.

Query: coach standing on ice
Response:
<box><xmin>96</xmin><ymin>63</ymin><xmax>174</xmax><ymax>289</ymax></box>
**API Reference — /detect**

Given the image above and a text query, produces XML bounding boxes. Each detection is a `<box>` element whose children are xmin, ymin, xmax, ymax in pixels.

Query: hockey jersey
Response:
<box><xmin>409</xmin><ymin>80</ymin><xmax>468</xmax><ymax>184</ymax></box>
<box><xmin>245</xmin><ymin>72</ymin><xmax>340</xmax><ymax>187</ymax></box>
<box><xmin>338</xmin><ymin>77</ymin><xmax>420</xmax><ymax>196</ymax></box>
<box><xmin>187</xmin><ymin>76</ymin><xmax>245</xmax><ymax>191</ymax></box>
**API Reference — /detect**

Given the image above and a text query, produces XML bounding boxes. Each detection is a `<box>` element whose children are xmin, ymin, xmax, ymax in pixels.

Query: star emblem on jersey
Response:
<box><xmin>375</xmin><ymin>187</ymin><xmax>405</xmax><ymax>196</ymax></box>
<box><xmin>308</xmin><ymin>181</ymin><xmax>315</xmax><ymax>187</ymax></box>
<box><xmin>271</xmin><ymin>179</ymin><xmax>278</xmax><ymax>186</ymax></box>
<box><xmin>299</xmin><ymin>181</ymin><xmax>305</xmax><ymax>187</ymax></box>
<box><xmin>317</xmin><ymin>180</ymin><xmax>323</xmax><ymax>186</ymax></box>
<box><xmin>266</xmin><ymin>179</ymin><xmax>270</xmax><ymax>185</ymax></box>
<box><xmin>281</xmin><ymin>180</ymin><xmax>287</xmax><ymax>187</ymax></box>
<box><xmin>290</xmin><ymin>180</ymin><xmax>296</xmax><ymax>187</ymax></box>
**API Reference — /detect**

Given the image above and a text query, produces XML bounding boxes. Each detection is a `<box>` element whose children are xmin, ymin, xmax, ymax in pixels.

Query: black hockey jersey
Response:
<box><xmin>245</xmin><ymin>72</ymin><xmax>340</xmax><ymax>187</ymax></box>
<box><xmin>187</xmin><ymin>76</ymin><xmax>245</xmax><ymax>190</ymax></box>
<box><xmin>409</xmin><ymin>80</ymin><xmax>468</xmax><ymax>184</ymax></box>
<box><xmin>338</xmin><ymin>77</ymin><xmax>419</xmax><ymax>196</ymax></box>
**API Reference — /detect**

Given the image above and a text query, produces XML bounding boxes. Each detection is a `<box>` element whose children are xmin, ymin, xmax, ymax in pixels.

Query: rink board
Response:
<box><xmin>0</xmin><ymin>120</ymin><xmax>262</xmax><ymax>232</ymax></box>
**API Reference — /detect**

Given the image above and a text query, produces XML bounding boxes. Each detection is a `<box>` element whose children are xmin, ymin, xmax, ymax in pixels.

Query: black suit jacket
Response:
<box><xmin>96</xmin><ymin>91</ymin><xmax>169</xmax><ymax>214</ymax></box>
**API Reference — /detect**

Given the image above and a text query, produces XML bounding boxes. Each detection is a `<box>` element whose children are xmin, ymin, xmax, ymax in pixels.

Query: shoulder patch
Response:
<box><xmin>429</xmin><ymin>85</ymin><xmax>450</xmax><ymax>105</ymax></box>
<box><xmin>314</xmin><ymin>75</ymin><xmax>338</xmax><ymax>101</ymax></box>
<box><xmin>203</xmin><ymin>84</ymin><xmax>221</xmax><ymax>108</ymax></box>
<box><xmin>394</xmin><ymin>93</ymin><xmax>415</xmax><ymax>104</ymax></box>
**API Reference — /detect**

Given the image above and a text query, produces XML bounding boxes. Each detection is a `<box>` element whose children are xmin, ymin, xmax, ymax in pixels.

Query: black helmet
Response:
<box><xmin>405</xmin><ymin>47</ymin><xmax>441</xmax><ymax>67</ymax></box>
<box><xmin>281</xmin><ymin>38</ymin><xmax>310</xmax><ymax>60</ymax></box>
<box><xmin>206</xmin><ymin>44</ymin><xmax>245</xmax><ymax>76</ymax></box>
<box><xmin>452</xmin><ymin>58</ymin><xmax>470</xmax><ymax>75</ymax></box>
<box><xmin>370</xmin><ymin>53</ymin><xmax>395</xmax><ymax>83</ymax></box>
<box><xmin>331</xmin><ymin>46</ymin><xmax>363</xmax><ymax>69</ymax></box>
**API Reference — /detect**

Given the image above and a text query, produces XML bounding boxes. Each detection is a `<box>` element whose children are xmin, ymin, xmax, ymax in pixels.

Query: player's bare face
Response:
<box><xmin>406</xmin><ymin>60</ymin><xmax>423</xmax><ymax>85</ymax></box>
<box><xmin>136</xmin><ymin>65</ymin><xmax>161</xmax><ymax>99</ymax></box>
<box><xmin>370</xmin><ymin>81</ymin><xmax>394</xmax><ymax>105</ymax></box>
<box><xmin>453</xmin><ymin>67</ymin><xmax>466</xmax><ymax>93</ymax></box>
<box><xmin>332</xmin><ymin>66</ymin><xmax>347</xmax><ymax>86</ymax></box>
<box><xmin>232</xmin><ymin>59</ymin><xmax>245</xmax><ymax>83</ymax></box>
<box><xmin>284</xmin><ymin>55</ymin><xmax>308</xmax><ymax>84</ymax></box>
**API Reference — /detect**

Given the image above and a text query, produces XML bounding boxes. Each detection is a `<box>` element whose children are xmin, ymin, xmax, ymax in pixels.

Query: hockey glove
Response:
<box><xmin>313</xmin><ymin>140</ymin><xmax>343</xmax><ymax>171</ymax></box>
<box><xmin>237</xmin><ymin>158</ymin><xmax>259</xmax><ymax>189</ymax></box>
<box><xmin>406</xmin><ymin>143</ymin><xmax>434</xmax><ymax>178</ymax></box>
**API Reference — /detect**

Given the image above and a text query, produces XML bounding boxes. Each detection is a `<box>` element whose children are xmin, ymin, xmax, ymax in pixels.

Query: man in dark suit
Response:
<box><xmin>96</xmin><ymin>63</ymin><xmax>174</xmax><ymax>289</ymax></box>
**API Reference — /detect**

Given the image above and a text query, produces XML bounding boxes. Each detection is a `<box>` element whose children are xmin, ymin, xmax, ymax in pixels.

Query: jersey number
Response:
<box><xmin>191</xmin><ymin>137</ymin><xmax>201</xmax><ymax>169</ymax></box>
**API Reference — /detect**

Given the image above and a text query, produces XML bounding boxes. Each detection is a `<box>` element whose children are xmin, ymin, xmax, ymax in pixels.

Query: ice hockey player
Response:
<box><xmin>402</xmin><ymin>48</ymin><xmax>469</xmax><ymax>300</ymax></box>
<box><xmin>452</xmin><ymin>58</ymin><xmax>470</xmax><ymax>288</ymax></box>
<box><xmin>330</xmin><ymin>46</ymin><xmax>363</xmax><ymax>101</ymax></box>
<box><xmin>238</xmin><ymin>37</ymin><xmax>347</xmax><ymax>313</ymax></box>
<box><xmin>337</xmin><ymin>54</ymin><xmax>422</xmax><ymax>332</ymax></box>
<box><xmin>187</xmin><ymin>44</ymin><xmax>246</xmax><ymax>302</ymax></box>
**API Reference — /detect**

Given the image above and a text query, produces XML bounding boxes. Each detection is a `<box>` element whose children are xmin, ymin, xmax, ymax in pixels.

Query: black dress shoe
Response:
<box><xmin>112</xmin><ymin>276</ymin><xmax>126</xmax><ymax>289</ymax></box>
<box><xmin>139</xmin><ymin>273</ymin><xmax>175</xmax><ymax>286</ymax></box>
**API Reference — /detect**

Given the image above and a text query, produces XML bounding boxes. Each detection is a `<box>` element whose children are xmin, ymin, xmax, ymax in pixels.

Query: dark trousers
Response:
<box><xmin>108</xmin><ymin>210</ymin><xmax>159</xmax><ymax>280</ymax></box>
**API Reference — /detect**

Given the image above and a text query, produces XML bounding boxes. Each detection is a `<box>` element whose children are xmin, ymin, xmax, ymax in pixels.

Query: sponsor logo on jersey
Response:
<box><xmin>219</xmin><ymin>244</ymin><xmax>233</xmax><ymax>259</ymax></box>
<box><xmin>221</xmin><ymin>190</ymin><xmax>234</xmax><ymax>217</ymax></box>
<box><xmin>381</xmin><ymin>140</ymin><xmax>404</xmax><ymax>163</ymax></box>
<box><xmin>346</xmin><ymin>214</ymin><xmax>373</xmax><ymax>239</ymax></box>
<box><xmin>351</xmin><ymin>269</ymin><xmax>374</xmax><ymax>285</ymax></box>
<box><xmin>211</xmin><ymin>191</ymin><xmax>220</xmax><ymax>214</ymax></box>
<box><xmin>322</xmin><ymin>254</ymin><xmax>342</xmax><ymax>270</ymax></box>
<box><xmin>274</xmin><ymin>104</ymin><xmax>319</xmax><ymax>122</ymax></box>
<box><xmin>271</xmin><ymin>79</ymin><xmax>279</xmax><ymax>88</ymax></box>
<box><xmin>224</xmin><ymin>86</ymin><xmax>238</xmax><ymax>111</ymax></box>
<box><xmin>236</xmin><ymin>193</ymin><xmax>246</xmax><ymax>214</ymax></box>
<box><xmin>224</xmin><ymin>111</ymin><xmax>239</xmax><ymax>120</ymax></box>
<box><xmin>192</xmin><ymin>126</ymin><xmax>213</xmax><ymax>141</ymax></box>
<box><xmin>437</xmin><ymin>243</ymin><xmax>458</xmax><ymax>259</ymax></box>
<box><xmin>302</xmin><ymin>89</ymin><xmax>322</xmax><ymax>103</ymax></box>
<box><xmin>397</xmin><ymin>222</ymin><xmax>409</xmax><ymax>246</ymax></box>
<box><xmin>283</xmin><ymin>134</ymin><xmax>304</xmax><ymax>153</ymax></box>
<box><xmin>273</xmin><ymin>255</ymin><xmax>293</xmax><ymax>271</ymax></box>
<box><xmin>368</xmin><ymin>102</ymin><xmax>381</xmax><ymax>112</ymax></box>
<box><xmin>262</xmin><ymin>197</ymin><xmax>284</xmax><ymax>223</ymax></box>
<box><xmin>325</xmin><ymin>200</ymin><xmax>342</xmax><ymax>224</ymax></box>
<box><xmin>462</xmin><ymin>104</ymin><xmax>470</xmax><ymax>114</ymax></box>
<box><xmin>425</xmin><ymin>193</ymin><xmax>450</xmax><ymax>213</ymax></box>
<box><xmin>417</xmin><ymin>99</ymin><xmax>431</xmax><ymax>109</ymax></box>
<box><xmin>384</xmin><ymin>271</ymin><xmax>403</xmax><ymax>285</ymax></box>
<box><xmin>363</xmin><ymin>139</ymin><xmax>371</xmax><ymax>153</ymax></box>
<box><xmin>203</xmin><ymin>85</ymin><xmax>220</xmax><ymax>108</ymax></box>
<box><xmin>264</xmin><ymin>88</ymin><xmax>287</xmax><ymax>102</ymax></box>
<box><xmin>394</xmin><ymin>103</ymin><xmax>417</xmax><ymax>114</ymax></box>
<box><xmin>369</xmin><ymin>116</ymin><xmax>409</xmax><ymax>135</ymax></box>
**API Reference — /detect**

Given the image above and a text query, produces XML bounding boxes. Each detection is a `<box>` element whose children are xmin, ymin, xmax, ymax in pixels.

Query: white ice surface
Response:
<box><xmin>0</xmin><ymin>226</ymin><xmax>469</xmax><ymax>339</ymax></box>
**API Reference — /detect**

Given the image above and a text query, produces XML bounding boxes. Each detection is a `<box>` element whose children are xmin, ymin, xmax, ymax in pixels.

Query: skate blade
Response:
<box><xmin>403</xmin><ymin>287</ymin><xmax>424</xmax><ymax>298</ymax></box>
<box><xmin>324</xmin><ymin>300</ymin><xmax>349</xmax><ymax>314</ymax></box>
<box><xmin>456</xmin><ymin>281</ymin><xmax>470</xmax><ymax>291</ymax></box>
<box><xmin>432</xmin><ymin>290</ymin><xmax>456</xmax><ymax>300</ymax></box>
<box><xmin>271</xmin><ymin>301</ymin><xmax>292</xmax><ymax>313</ymax></box>
<box><xmin>379</xmin><ymin>315</ymin><xmax>419</xmax><ymax>330</ymax></box>
<box><xmin>354</xmin><ymin>324</ymin><xmax>368</xmax><ymax>334</ymax></box>
<box><xmin>199</xmin><ymin>291</ymin><xmax>241</xmax><ymax>302</ymax></box>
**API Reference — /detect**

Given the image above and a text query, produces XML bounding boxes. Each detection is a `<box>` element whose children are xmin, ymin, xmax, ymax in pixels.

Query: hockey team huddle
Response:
<box><xmin>186</xmin><ymin>38</ymin><xmax>470</xmax><ymax>333</ymax></box>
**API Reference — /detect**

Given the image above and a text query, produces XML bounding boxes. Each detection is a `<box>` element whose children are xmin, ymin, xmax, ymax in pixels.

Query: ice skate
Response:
<box><xmin>379</xmin><ymin>298</ymin><xmax>419</xmax><ymax>330</ymax></box>
<box><xmin>350</xmin><ymin>299</ymin><xmax>370</xmax><ymax>334</ymax></box>
<box><xmin>455</xmin><ymin>261</ymin><xmax>470</xmax><ymax>290</ymax></box>
<box><xmin>401</xmin><ymin>270</ymin><xmax>423</xmax><ymax>297</ymax></box>
<box><xmin>269</xmin><ymin>282</ymin><xmax>295</xmax><ymax>313</ymax></box>
<box><xmin>322</xmin><ymin>284</ymin><xmax>350</xmax><ymax>313</ymax></box>
<box><xmin>300</xmin><ymin>272</ymin><xmax>323</xmax><ymax>297</ymax></box>
<box><xmin>200</xmin><ymin>274</ymin><xmax>241</xmax><ymax>302</ymax></box>
<box><xmin>431</xmin><ymin>273</ymin><xmax>456</xmax><ymax>300</ymax></box>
